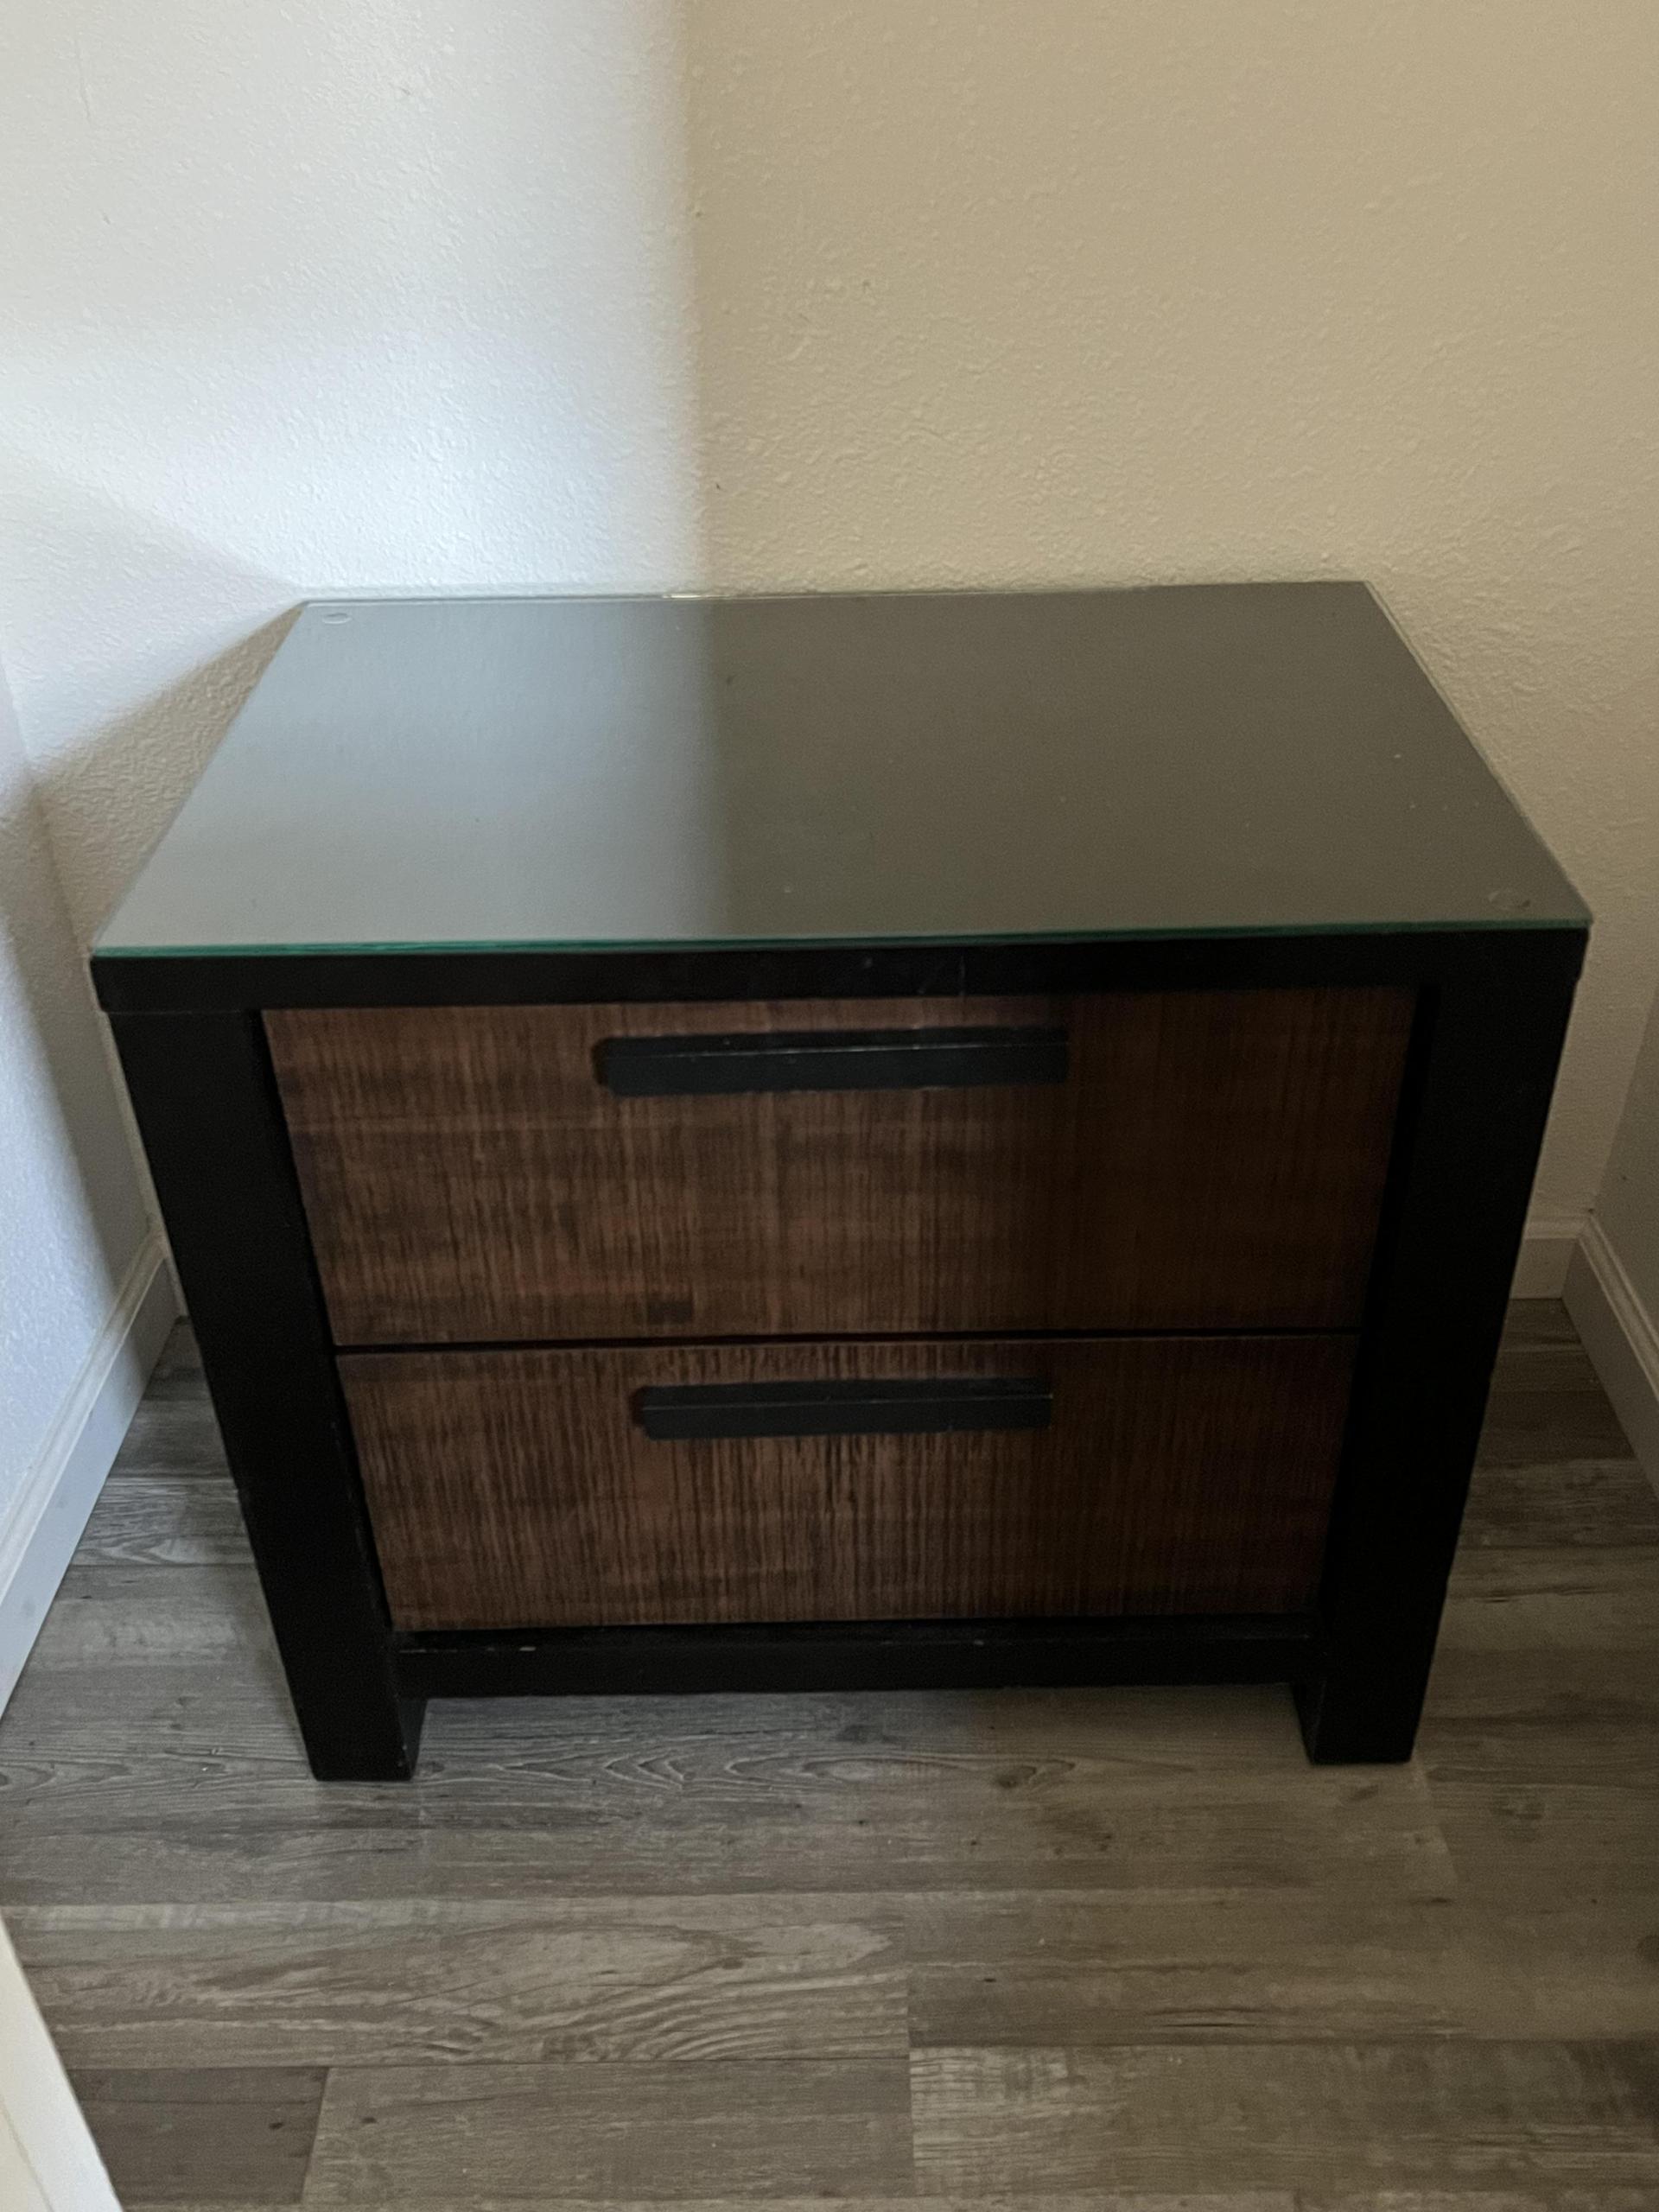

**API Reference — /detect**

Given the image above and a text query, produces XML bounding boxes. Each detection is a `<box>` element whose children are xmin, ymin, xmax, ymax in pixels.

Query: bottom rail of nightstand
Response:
<box><xmin>391</xmin><ymin>1611</ymin><xmax>1324</xmax><ymax>1719</ymax></box>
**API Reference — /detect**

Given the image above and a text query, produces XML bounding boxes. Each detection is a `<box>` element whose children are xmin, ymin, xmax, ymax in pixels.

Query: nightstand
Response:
<box><xmin>92</xmin><ymin>584</ymin><xmax>1587</xmax><ymax>1777</ymax></box>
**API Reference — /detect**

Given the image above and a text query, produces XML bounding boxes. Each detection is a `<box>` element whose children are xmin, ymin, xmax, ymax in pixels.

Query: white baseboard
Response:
<box><xmin>0</xmin><ymin>1236</ymin><xmax>179</xmax><ymax>1714</ymax></box>
<box><xmin>1512</xmin><ymin>1216</ymin><xmax>1582</xmax><ymax>1300</ymax></box>
<box><xmin>0</xmin><ymin>1919</ymin><xmax>120</xmax><ymax>2212</ymax></box>
<box><xmin>1565</xmin><ymin>1216</ymin><xmax>1659</xmax><ymax>1491</ymax></box>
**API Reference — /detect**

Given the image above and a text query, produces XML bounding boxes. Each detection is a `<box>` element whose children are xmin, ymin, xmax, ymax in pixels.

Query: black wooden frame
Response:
<box><xmin>99</xmin><ymin>922</ymin><xmax>1585</xmax><ymax>1778</ymax></box>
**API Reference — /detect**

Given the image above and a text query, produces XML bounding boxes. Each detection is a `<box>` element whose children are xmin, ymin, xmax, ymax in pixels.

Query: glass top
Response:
<box><xmin>96</xmin><ymin>584</ymin><xmax>1586</xmax><ymax>959</ymax></box>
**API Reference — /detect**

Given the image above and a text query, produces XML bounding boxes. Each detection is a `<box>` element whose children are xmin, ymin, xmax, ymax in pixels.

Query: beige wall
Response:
<box><xmin>686</xmin><ymin>0</ymin><xmax>1659</xmax><ymax>1224</ymax></box>
<box><xmin>0</xmin><ymin>3</ymin><xmax>697</xmax><ymax>1533</ymax></box>
<box><xmin>1</xmin><ymin>0</ymin><xmax>1654</xmax><ymax>1243</ymax></box>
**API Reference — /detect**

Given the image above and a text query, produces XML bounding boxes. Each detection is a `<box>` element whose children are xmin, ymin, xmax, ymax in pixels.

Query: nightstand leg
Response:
<box><xmin>1294</xmin><ymin>933</ymin><xmax>1583</xmax><ymax>1765</ymax></box>
<box><xmin>110</xmin><ymin>1010</ymin><xmax>421</xmax><ymax>1782</ymax></box>
<box><xmin>1294</xmin><ymin>1662</ymin><xmax>1427</xmax><ymax>1765</ymax></box>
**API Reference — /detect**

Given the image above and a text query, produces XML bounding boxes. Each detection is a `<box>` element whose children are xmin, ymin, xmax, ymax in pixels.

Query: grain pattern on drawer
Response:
<box><xmin>341</xmin><ymin>1335</ymin><xmax>1357</xmax><ymax>1630</ymax></box>
<box><xmin>269</xmin><ymin>988</ymin><xmax>1413</xmax><ymax>1344</ymax></box>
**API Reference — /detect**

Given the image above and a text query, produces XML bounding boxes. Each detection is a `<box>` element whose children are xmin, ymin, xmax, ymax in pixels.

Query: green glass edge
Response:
<box><xmin>93</xmin><ymin>911</ymin><xmax>1588</xmax><ymax>961</ymax></box>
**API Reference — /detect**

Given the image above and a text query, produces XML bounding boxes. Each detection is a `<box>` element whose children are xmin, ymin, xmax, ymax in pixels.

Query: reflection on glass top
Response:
<box><xmin>96</xmin><ymin>584</ymin><xmax>1587</xmax><ymax>958</ymax></box>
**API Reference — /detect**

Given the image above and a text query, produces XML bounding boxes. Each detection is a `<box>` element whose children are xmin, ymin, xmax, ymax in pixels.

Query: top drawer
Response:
<box><xmin>267</xmin><ymin>988</ymin><xmax>1412</xmax><ymax>1345</ymax></box>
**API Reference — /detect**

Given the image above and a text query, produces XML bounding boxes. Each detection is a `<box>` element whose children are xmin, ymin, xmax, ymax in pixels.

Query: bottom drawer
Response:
<box><xmin>341</xmin><ymin>1335</ymin><xmax>1357</xmax><ymax>1631</ymax></box>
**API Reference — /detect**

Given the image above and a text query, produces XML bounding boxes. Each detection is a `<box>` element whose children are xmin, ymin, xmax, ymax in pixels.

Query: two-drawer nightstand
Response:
<box><xmin>92</xmin><ymin>584</ymin><xmax>1587</xmax><ymax>1778</ymax></box>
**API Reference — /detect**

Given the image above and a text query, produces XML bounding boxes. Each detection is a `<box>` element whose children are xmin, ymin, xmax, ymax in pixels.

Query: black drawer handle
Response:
<box><xmin>599</xmin><ymin>1026</ymin><xmax>1068</xmax><ymax>1097</ymax></box>
<box><xmin>635</xmin><ymin>1376</ymin><xmax>1053</xmax><ymax>1441</ymax></box>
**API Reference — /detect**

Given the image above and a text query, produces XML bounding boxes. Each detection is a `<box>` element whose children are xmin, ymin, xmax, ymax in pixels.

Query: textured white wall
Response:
<box><xmin>1</xmin><ymin>0</ymin><xmax>1656</xmax><ymax>1252</ymax></box>
<box><xmin>0</xmin><ymin>661</ymin><xmax>151</xmax><ymax>1521</ymax></box>
<box><xmin>687</xmin><ymin>0</ymin><xmax>1659</xmax><ymax>1222</ymax></box>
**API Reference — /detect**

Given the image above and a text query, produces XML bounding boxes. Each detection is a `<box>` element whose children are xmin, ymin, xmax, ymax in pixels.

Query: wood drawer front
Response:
<box><xmin>270</xmin><ymin>989</ymin><xmax>1411</xmax><ymax>1344</ymax></box>
<box><xmin>341</xmin><ymin>1333</ymin><xmax>1357</xmax><ymax>1630</ymax></box>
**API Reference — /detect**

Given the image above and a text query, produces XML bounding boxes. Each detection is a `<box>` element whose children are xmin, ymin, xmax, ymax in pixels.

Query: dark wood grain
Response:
<box><xmin>268</xmin><ymin>988</ymin><xmax>1412</xmax><ymax>1344</ymax></box>
<box><xmin>105</xmin><ymin>1370</ymin><xmax>228</xmax><ymax>1481</ymax></box>
<box><xmin>0</xmin><ymin>1670</ymin><xmax>1458</xmax><ymax>1907</ymax></box>
<box><xmin>909</xmin><ymin>2041</ymin><xmax>1659</xmax><ymax>2190</ymax></box>
<box><xmin>22</xmin><ymin>1897</ymin><xmax>906</xmax><ymax>2067</ymax></box>
<box><xmin>1427</xmin><ymin>1777</ymin><xmax>1659</xmax><ymax>1903</ymax></box>
<box><xmin>305</xmin><ymin>2058</ymin><xmax>913</xmax><ymax>2200</ymax></box>
<box><xmin>904</xmin><ymin>1888</ymin><xmax>1659</xmax><ymax>2044</ymax></box>
<box><xmin>74</xmin><ymin>1474</ymin><xmax>251</xmax><ymax>1567</ymax></box>
<box><xmin>67</xmin><ymin>2065</ymin><xmax>325</xmax><ymax>2205</ymax></box>
<box><xmin>1463</xmin><ymin>1457</ymin><xmax>1659</xmax><ymax>1548</ymax></box>
<box><xmin>340</xmin><ymin>1333</ymin><xmax>1357</xmax><ymax>1630</ymax></box>
<box><xmin>1438</xmin><ymin>1547</ymin><xmax>1659</xmax><ymax>1650</ymax></box>
<box><xmin>1298</xmin><ymin>2198</ymin><xmax>1659</xmax><ymax>2212</ymax></box>
<box><xmin>1464</xmin><ymin>1317</ymin><xmax>1659</xmax><ymax>1545</ymax></box>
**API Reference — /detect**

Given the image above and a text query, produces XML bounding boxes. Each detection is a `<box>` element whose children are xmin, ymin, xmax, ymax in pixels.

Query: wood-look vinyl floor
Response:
<box><xmin>4</xmin><ymin>1304</ymin><xmax>1659</xmax><ymax>2207</ymax></box>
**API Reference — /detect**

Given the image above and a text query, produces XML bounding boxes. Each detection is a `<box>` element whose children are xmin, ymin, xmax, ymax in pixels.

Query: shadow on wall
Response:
<box><xmin>0</xmin><ymin>0</ymin><xmax>704</xmax><ymax>959</ymax></box>
<box><xmin>48</xmin><ymin>600</ymin><xmax>300</xmax><ymax>943</ymax></box>
<box><xmin>0</xmin><ymin>0</ymin><xmax>702</xmax><ymax>1300</ymax></box>
<box><xmin>0</xmin><ymin>469</ymin><xmax>299</xmax><ymax>1376</ymax></box>
<box><xmin>0</xmin><ymin>464</ymin><xmax>298</xmax><ymax>940</ymax></box>
<box><xmin>0</xmin><ymin>682</ymin><xmax>151</xmax><ymax>1479</ymax></box>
